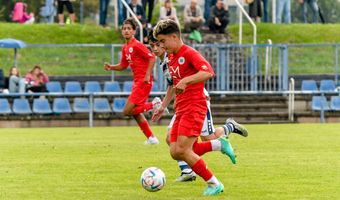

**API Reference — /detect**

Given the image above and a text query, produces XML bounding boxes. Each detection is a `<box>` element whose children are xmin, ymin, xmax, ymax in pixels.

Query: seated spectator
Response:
<box><xmin>208</xmin><ymin>0</ymin><xmax>229</xmax><ymax>33</ymax></box>
<box><xmin>135</xmin><ymin>19</ymin><xmax>149</xmax><ymax>44</ymax></box>
<box><xmin>183</xmin><ymin>0</ymin><xmax>205</xmax><ymax>33</ymax></box>
<box><xmin>57</xmin><ymin>0</ymin><xmax>75</xmax><ymax>25</ymax></box>
<box><xmin>12</xmin><ymin>2</ymin><xmax>35</xmax><ymax>24</ymax></box>
<box><xmin>0</xmin><ymin>69</ymin><xmax>9</xmax><ymax>94</ymax></box>
<box><xmin>159</xmin><ymin>0</ymin><xmax>179</xmax><ymax>25</ymax></box>
<box><xmin>123</xmin><ymin>0</ymin><xmax>146</xmax><ymax>23</ymax></box>
<box><xmin>8</xmin><ymin>66</ymin><xmax>26</xmax><ymax>94</ymax></box>
<box><xmin>25</xmin><ymin>66</ymin><xmax>49</xmax><ymax>93</ymax></box>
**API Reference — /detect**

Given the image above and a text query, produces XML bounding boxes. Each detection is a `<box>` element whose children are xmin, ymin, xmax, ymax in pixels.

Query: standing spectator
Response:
<box><xmin>25</xmin><ymin>66</ymin><xmax>49</xmax><ymax>93</ymax></box>
<box><xmin>39</xmin><ymin>0</ymin><xmax>56</xmax><ymax>24</ymax></box>
<box><xmin>184</xmin><ymin>0</ymin><xmax>205</xmax><ymax>33</ymax></box>
<box><xmin>99</xmin><ymin>0</ymin><xmax>110</xmax><ymax>26</ymax></box>
<box><xmin>208</xmin><ymin>0</ymin><xmax>229</xmax><ymax>33</ymax></box>
<box><xmin>142</xmin><ymin>0</ymin><xmax>155</xmax><ymax>25</ymax></box>
<box><xmin>262</xmin><ymin>0</ymin><xmax>269</xmax><ymax>22</ymax></box>
<box><xmin>12</xmin><ymin>2</ymin><xmax>35</xmax><ymax>24</ymax></box>
<box><xmin>159</xmin><ymin>0</ymin><xmax>179</xmax><ymax>25</ymax></box>
<box><xmin>204</xmin><ymin>0</ymin><xmax>217</xmax><ymax>25</ymax></box>
<box><xmin>8</xmin><ymin>66</ymin><xmax>26</xmax><ymax>94</ymax></box>
<box><xmin>124</xmin><ymin>0</ymin><xmax>146</xmax><ymax>22</ymax></box>
<box><xmin>299</xmin><ymin>0</ymin><xmax>319</xmax><ymax>23</ymax></box>
<box><xmin>276</xmin><ymin>0</ymin><xmax>291</xmax><ymax>23</ymax></box>
<box><xmin>57</xmin><ymin>0</ymin><xmax>75</xmax><ymax>25</ymax></box>
<box><xmin>249</xmin><ymin>0</ymin><xmax>262</xmax><ymax>22</ymax></box>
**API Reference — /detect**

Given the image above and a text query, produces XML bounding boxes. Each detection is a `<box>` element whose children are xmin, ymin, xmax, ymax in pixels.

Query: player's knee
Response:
<box><xmin>123</xmin><ymin>109</ymin><xmax>132</xmax><ymax>116</ymax></box>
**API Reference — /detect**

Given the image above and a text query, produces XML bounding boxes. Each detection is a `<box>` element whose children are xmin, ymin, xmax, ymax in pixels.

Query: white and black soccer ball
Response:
<box><xmin>140</xmin><ymin>167</ymin><xmax>166</xmax><ymax>192</ymax></box>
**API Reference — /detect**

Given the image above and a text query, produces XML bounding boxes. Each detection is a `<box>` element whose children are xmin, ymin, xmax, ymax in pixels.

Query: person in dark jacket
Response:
<box><xmin>208</xmin><ymin>0</ymin><xmax>229</xmax><ymax>33</ymax></box>
<box><xmin>123</xmin><ymin>0</ymin><xmax>146</xmax><ymax>22</ymax></box>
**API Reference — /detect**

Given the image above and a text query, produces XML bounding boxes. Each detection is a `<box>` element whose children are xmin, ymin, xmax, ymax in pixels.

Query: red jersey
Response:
<box><xmin>168</xmin><ymin>44</ymin><xmax>215</xmax><ymax>113</ymax></box>
<box><xmin>120</xmin><ymin>38</ymin><xmax>155</xmax><ymax>82</ymax></box>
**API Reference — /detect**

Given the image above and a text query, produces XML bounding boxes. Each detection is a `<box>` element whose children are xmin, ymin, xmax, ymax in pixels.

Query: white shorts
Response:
<box><xmin>168</xmin><ymin>104</ymin><xmax>215</xmax><ymax>136</ymax></box>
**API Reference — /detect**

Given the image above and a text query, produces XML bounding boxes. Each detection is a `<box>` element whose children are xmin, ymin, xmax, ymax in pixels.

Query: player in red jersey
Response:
<box><xmin>104</xmin><ymin>18</ymin><xmax>161</xmax><ymax>145</ymax></box>
<box><xmin>153</xmin><ymin>19</ymin><xmax>236</xmax><ymax>195</ymax></box>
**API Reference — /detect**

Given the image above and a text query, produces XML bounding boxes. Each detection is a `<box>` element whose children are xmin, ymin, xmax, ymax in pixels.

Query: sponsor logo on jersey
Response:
<box><xmin>178</xmin><ymin>57</ymin><xmax>185</xmax><ymax>65</ymax></box>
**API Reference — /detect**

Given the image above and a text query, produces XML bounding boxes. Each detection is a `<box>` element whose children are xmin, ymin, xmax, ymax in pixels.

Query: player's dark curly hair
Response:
<box><xmin>123</xmin><ymin>18</ymin><xmax>137</xmax><ymax>30</ymax></box>
<box><xmin>153</xmin><ymin>19</ymin><xmax>181</xmax><ymax>38</ymax></box>
<box><xmin>148</xmin><ymin>29</ymin><xmax>158</xmax><ymax>43</ymax></box>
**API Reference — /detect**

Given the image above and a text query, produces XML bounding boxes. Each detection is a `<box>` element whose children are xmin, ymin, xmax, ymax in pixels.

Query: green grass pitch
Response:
<box><xmin>0</xmin><ymin>124</ymin><xmax>339</xmax><ymax>200</ymax></box>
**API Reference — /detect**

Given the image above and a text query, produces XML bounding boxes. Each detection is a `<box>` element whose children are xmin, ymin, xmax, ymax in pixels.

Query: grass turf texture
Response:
<box><xmin>0</xmin><ymin>124</ymin><xmax>339</xmax><ymax>199</ymax></box>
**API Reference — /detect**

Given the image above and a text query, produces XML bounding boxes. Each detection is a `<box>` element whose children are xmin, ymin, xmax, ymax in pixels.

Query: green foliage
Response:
<box><xmin>0</xmin><ymin>124</ymin><xmax>339</xmax><ymax>199</ymax></box>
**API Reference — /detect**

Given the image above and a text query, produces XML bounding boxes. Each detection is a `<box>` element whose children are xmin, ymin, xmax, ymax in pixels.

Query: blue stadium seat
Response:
<box><xmin>53</xmin><ymin>98</ymin><xmax>72</xmax><ymax>114</ymax></box>
<box><xmin>73</xmin><ymin>98</ymin><xmax>90</xmax><ymax>113</ymax></box>
<box><xmin>33</xmin><ymin>98</ymin><xmax>52</xmax><ymax>114</ymax></box>
<box><xmin>311</xmin><ymin>96</ymin><xmax>330</xmax><ymax>111</ymax></box>
<box><xmin>46</xmin><ymin>81</ymin><xmax>63</xmax><ymax>93</ymax></box>
<box><xmin>103</xmin><ymin>81</ymin><xmax>121</xmax><ymax>93</ymax></box>
<box><xmin>301</xmin><ymin>80</ymin><xmax>318</xmax><ymax>91</ymax></box>
<box><xmin>84</xmin><ymin>81</ymin><xmax>102</xmax><ymax>93</ymax></box>
<box><xmin>0</xmin><ymin>99</ymin><xmax>12</xmax><ymax>114</ymax></box>
<box><xmin>152</xmin><ymin>83</ymin><xmax>159</xmax><ymax>92</ymax></box>
<box><xmin>64</xmin><ymin>81</ymin><xmax>82</xmax><ymax>94</ymax></box>
<box><xmin>123</xmin><ymin>81</ymin><xmax>133</xmax><ymax>92</ymax></box>
<box><xmin>320</xmin><ymin>80</ymin><xmax>336</xmax><ymax>92</ymax></box>
<box><xmin>94</xmin><ymin>98</ymin><xmax>111</xmax><ymax>113</ymax></box>
<box><xmin>330</xmin><ymin>96</ymin><xmax>340</xmax><ymax>111</ymax></box>
<box><xmin>112</xmin><ymin>98</ymin><xmax>127</xmax><ymax>113</ymax></box>
<box><xmin>12</xmin><ymin>98</ymin><xmax>32</xmax><ymax>114</ymax></box>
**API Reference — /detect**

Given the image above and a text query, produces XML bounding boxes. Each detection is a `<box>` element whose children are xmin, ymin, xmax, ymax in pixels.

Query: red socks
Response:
<box><xmin>191</xmin><ymin>158</ymin><xmax>213</xmax><ymax>181</ymax></box>
<box><xmin>137</xmin><ymin>120</ymin><xmax>153</xmax><ymax>138</ymax></box>
<box><xmin>132</xmin><ymin>103</ymin><xmax>153</xmax><ymax>115</ymax></box>
<box><xmin>193</xmin><ymin>140</ymin><xmax>212</xmax><ymax>156</ymax></box>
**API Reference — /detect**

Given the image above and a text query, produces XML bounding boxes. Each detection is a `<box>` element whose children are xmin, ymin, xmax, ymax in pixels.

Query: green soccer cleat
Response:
<box><xmin>203</xmin><ymin>183</ymin><xmax>224</xmax><ymax>196</ymax></box>
<box><xmin>226</xmin><ymin>118</ymin><xmax>248</xmax><ymax>137</ymax></box>
<box><xmin>218</xmin><ymin>137</ymin><xmax>236</xmax><ymax>164</ymax></box>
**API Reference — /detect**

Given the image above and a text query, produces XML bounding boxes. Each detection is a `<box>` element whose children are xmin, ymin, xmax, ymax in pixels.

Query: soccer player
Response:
<box><xmin>148</xmin><ymin>31</ymin><xmax>248</xmax><ymax>182</ymax></box>
<box><xmin>104</xmin><ymin>18</ymin><xmax>161</xmax><ymax>145</ymax></box>
<box><xmin>152</xmin><ymin>19</ymin><xmax>238</xmax><ymax>195</ymax></box>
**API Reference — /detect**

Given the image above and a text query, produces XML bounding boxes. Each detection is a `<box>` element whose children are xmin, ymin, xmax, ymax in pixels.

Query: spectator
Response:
<box><xmin>135</xmin><ymin>19</ymin><xmax>149</xmax><ymax>44</ymax></box>
<box><xmin>208</xmin><ymin>0</ymin><xmax>229</xmax><ymax>33</ymax></box>
<box><xmin>25</xmin><ymin>66</ymin><xmax>49</xmax><ymax>93</ymax></box>
<box><xmin>159</xmin><ymin>0</ymin><xmax>179</xmax><ymax>25</ymax></box>
<box><xmin>183</xmin><ymin>0</ymin><xmax>205</xmax><ymax>33</ymax></box>
<box><xmin>124</xmin><ymin>0</ymin><xmax>146</xmax><ymax>22</ymax></box>
<box><xmin>142</xmin><ymin>0</ymin><xmax>155</xmax><ymax>25</ymax></box>
<box><xmin>262</xmin><ymin>0</ymin><xmax>269</xmax><ymax>22</ymax></box>
<box><xmin>12</xmin><ymin>2</ymin><xmax>35</xmax><ymax>24</ymax></box>
<box><xmin>0</xmin><ymin>69</ymin><xmax>8</xmax><ymax>94</ymax></box>
<box><xmin>99</xmin><ymin>0</ymin><xmax>110</xmax><ymax>26</ymax></box>
<box><xmin>8</xmin><ymin>66</ymin><xmax>26</xmax><ymax>94</ymax></box>
<box><xmin>248</xmin><ymin>0</ymin><xmax>262</xmax><ymax>22</ymax></box>
<box><xmin>276</xmin><ymin>0</ymin><xmax>291</xmax><ymax>23</ymax></box>
<box><xmin>204</xmin><ymin>0</ymin><xmax>217</xmax><ymax>25</ymax></box>
<box><xmin>299</xmin><ymin>0</ymin><xmax>319</xmax><ymax>23</ymax></box>
<box><xmin>57</xmin><ymin>0</ymin><xmax>75</xmax><ymax>25</ymax></box>
<box><xmin>39</xmin><ymin>0</ymin><xmax>56</xmax><ymax>24</ymax></box>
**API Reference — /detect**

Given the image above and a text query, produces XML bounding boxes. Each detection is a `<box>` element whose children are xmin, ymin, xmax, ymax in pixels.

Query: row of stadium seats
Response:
<box><xmin>0</xmin><ymin>97</ymin><xmax>127</xmax><ymax>115</ymax></box>
<box><xmin>311</xmin><ymin>96</ymin><xmax>340</xmax><ymax>111</ymax></box>
<box><xmin>301</xmin><ymin>80</ymin><xmax>338</xmax><ymax>92</ymax></box>
<box><xmin>46</xmin><ymin>81</ymin><xmax>160</xmax><ymax>93</ymax></box>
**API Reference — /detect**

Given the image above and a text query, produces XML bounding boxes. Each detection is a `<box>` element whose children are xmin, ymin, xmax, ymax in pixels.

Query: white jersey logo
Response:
<box><xmin>129</xmin><ymin>47</ymin><xmax>133</xmax><ymax>53</ymax></box>
<box><xmin>170</xmin><ymin>65</ymin><xmax>181</xmax><ymax>79</ymax></box>
<box><xmin>178</xmin><ymin>57</ymin><xmax>185</xmax><ymax>65</ymax></box>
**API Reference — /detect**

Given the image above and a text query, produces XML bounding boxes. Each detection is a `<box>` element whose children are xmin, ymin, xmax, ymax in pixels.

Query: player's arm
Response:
<box><xmin>175</xmin><ymin>70</ymin><xmax>213</xmax><ymax>94</ymax></box>
<box><xmin>104</xmin><ymin>63</ymin><xmax>126</xmax><ymax>71</ymax></box>
<box><xmin>144</xmin><ymin>56</ymin><xmax>156</xmax><ymax>84</ymax></box>
<box><xmin>152</xmin><ymin>86</ymin><xmax>175</xmax><ymax>122</ymax></box>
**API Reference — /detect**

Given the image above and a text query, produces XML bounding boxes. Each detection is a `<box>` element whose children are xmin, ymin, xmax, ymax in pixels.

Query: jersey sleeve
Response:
<box><xmin>188</xmin><ymin>49</ymin><xmax>215</xmax><ymax>77</ymax></box>
<box><xmin>119</xmin><ymin>46</ymin><xmax>129</xmax><ymax>68</ymax></box>
<box><xmin>136</xmin><ymin>42</ymin><xmax>155</xmax><ymax>60</ymax></box>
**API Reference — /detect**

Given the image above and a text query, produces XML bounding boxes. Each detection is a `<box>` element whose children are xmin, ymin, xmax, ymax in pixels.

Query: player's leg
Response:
<box><xmin>133</xmin><ymin>113</ymin><xmax>158</xmax><ymax>144</ymax></box>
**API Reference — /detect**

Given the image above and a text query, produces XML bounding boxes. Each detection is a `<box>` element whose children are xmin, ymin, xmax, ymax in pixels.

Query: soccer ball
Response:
<box><xmin>140</xmin><ymin>167</ymin><xmax>166</xmax><ymax>192</ymax></box>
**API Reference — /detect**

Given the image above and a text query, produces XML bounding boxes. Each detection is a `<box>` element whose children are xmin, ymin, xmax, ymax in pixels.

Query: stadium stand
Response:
<box><xmin>52</xmin><ymin>98</ymin><xmax>72</xmax><ymax>114</ymax></box>
<box><xmin>84</xmin><ymin>81</ymin><xmax>102</xmax><ymax>93</ymax></box>
<box><xmin>64</xmin><ymin>81</ymin><xmax>82</xmax><ymax>94</ymax></box>
<box><xmin>46</xmin><ymin>81</ymin><xmax>63</xmax><ymax>93</ymax></box>
<box><xmin>301</xmin><ymin>80</ymin><xmax>318</xmax><ymax>91</ymax></box>
<box><xmin>93</xmin><ymin>98</ymin><xmax>111</xmax><ymax>113</ymax></box>
<box><xmin>103</xmin><ymin>81</ymin><xmax>121</xmax><ymax>93</ymax></box>
<box><xmin>123</xmin><ymin>81</ymin><xmax>133</xmax><ymax>92</ymax></box>
<box><xmin>330</xmin><ymin>96</ymin><xmax>340</xmax><ymax>111</ymax></box>
<box><xmin>0</xmin><ymin>99</ymin><xmax>12</xmax><ymax>114</ymax></box>
<box><xmin>311</xmin><ymin>96</ymin><xmax>330</xmax><ymax>111</ymax></box>
<box><xmin>12</xmin><ymin>98</ymin><xmax>32</xmax><ymax>114</ymax></box>
<box><xmin>73</xmin><ymin>98</ymin><xmax>90</xmax><ymax>113</ymax></box>
<box><xmin>112</xmin><ymin>98</ymin><xmax>127</xmax><ymax>113</ymax></box>
<box><xmin>32</xmin><ymin>98</ymin><xmax>53</xmax><ymax>114</ymax></box>
<box><xmin>320</xmin><ymin>80</ymin><xmax>336</xmax><ymax>92</ymax></box>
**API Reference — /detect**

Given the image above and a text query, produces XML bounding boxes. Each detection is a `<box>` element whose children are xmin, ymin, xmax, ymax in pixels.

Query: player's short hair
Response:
<box><xmin>123</xmin><ymin>18</ymin><xmax>137</xmax><ymax>30</ymax></box>
<box><xmin>148</xmin><ymin>29</ymin><xmax>158</xmax><ymax>43</ymax></box>
<box><xmin>153</xmin><ymin>19</ymin><xmax>180</xmax><ymax>38</ymax></box>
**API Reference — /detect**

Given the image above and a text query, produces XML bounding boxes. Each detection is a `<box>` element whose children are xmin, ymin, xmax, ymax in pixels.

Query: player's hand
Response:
<box><xmin>104</xmin><ymin>63</ymin><xmax>112</xmax><ymax>71</ymax></box>
<box><xmin>143</xmin><ymin>74</ymin><xmax>151</xmax><ymax>84</ymax></box>
<box><xmin>174</xmin><ymin>80</ymin><xmax>187</xmax><ymax>94</ymax></box>
<box><xmin>152</xmin><ymin>107</ymin><xmax>165</xmax><ymax>122</ymax></box>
